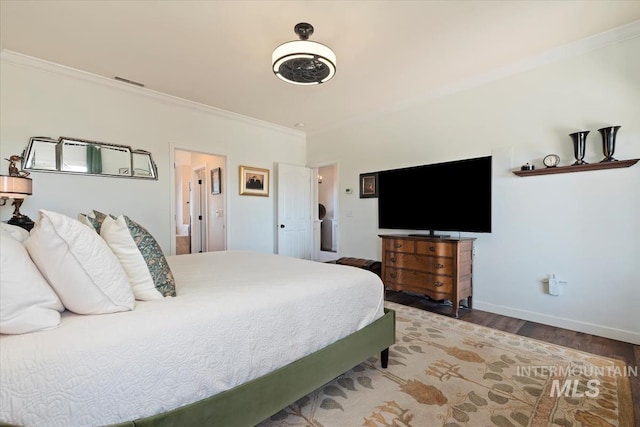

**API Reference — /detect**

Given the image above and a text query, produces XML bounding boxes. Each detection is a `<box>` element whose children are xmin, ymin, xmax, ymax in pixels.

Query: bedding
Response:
<box><xmin>100</xmin><ymin>214</ymin><xmax>176</xmax><ymax>300</ymax></box>
<box><xmin>0</xmin><ymin>223</ymin><xmax>29</xmax><ymax>243</ymax></box>
<box><xmin>0</xmin><ymin>250</ymin><xmax>386</xmax><ymax>427</ymax></box>
<box><xmin>24</xmin><ymin>210</ymin><xmax>134</xmax><ymax>315</ymax></box>
<box><xmin>0</xmin><ymin>231</ymin><xmax>64</xmax><ymax>335</ymax></box>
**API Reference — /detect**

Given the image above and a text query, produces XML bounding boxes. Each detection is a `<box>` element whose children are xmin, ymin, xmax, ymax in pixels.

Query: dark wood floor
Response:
<box><xmin>385</xmin><ymin>290</ymin><xmax>640</xmax><ymax>427</ymax></box>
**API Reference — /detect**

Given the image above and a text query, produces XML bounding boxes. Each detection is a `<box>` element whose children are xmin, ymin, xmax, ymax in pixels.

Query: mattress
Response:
<box><xmin>0</xmin><ymin>250</ymin><xmax>385</xmax><ymax>427</ymax></box>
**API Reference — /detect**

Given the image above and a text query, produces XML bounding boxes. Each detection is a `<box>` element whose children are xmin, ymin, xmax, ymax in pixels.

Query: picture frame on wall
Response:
<box><xmin>239</xmin><ymin>165</ymin><xmax>269</xmax><ymax>197</ymax></box>
<box><xmin>211</xmin><ymin>167</ymin><xmax>221</xmax><ymax>194</ymax></box>
<box><xmin>359</xmin><ymin>172</ymin><xmax>378</xmax><ymax>198</ymax></box>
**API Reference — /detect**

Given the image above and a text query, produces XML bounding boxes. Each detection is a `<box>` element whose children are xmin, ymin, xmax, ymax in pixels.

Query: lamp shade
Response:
<box><xmin>0</xmin><ymin>175</ymin><xmax>32</xmax><ymax>198</ymax></box>
<box><xmin>272</xmin><ymin>23</ymin><xmax>336</xmax><ymax>85</ymax></box>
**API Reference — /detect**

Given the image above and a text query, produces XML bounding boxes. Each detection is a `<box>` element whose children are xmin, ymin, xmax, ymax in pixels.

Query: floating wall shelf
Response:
<box><xmin>512</xmin><ymin>159</ymin><xmax>639</xmax><ymax>177</ymax></box>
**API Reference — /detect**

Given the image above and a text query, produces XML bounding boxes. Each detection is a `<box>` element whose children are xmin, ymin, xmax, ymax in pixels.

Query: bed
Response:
<box><xmin>0</xmin><ymin>248</ymin><xmax>395</xmax><ymax>427</ymax></box>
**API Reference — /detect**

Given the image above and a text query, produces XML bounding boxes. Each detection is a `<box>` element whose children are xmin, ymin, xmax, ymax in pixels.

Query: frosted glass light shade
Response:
<box><xmin>272</xmin><ymin>40</ymin><xmax>336</xmax><ymax>85</ymax></box>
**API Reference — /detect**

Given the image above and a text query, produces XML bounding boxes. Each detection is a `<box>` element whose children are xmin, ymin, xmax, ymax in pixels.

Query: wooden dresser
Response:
<box><xmin>379</xmin><ymin>234</ymin><xmax>475</xmax><ymax>317</ymax></box>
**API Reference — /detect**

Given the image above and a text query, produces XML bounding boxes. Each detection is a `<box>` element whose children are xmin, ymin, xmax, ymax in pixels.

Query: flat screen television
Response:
<box><xmin>377</xmin><ymin>155</ymin><xmax>492</xmax><ymax>236</ymax></box>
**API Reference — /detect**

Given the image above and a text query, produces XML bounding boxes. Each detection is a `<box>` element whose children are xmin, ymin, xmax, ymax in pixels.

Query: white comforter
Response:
<box><xmin>0</xmin><ymin>250</ymin><xmax>384</xmax><ymax>427</ymax></box>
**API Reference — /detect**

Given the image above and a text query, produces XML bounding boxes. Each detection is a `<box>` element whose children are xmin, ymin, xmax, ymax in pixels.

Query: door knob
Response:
<box><xmin>280</xmin><ymin>224</ymin><xmax>285</xmax><ymax>228</ymax></box>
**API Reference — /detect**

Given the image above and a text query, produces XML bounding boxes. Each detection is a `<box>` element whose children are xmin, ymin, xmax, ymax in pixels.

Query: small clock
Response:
<box><xmin>543</xmin><ymin>154</ymin><xmax>560</xmax><ymax>168</ymax></box>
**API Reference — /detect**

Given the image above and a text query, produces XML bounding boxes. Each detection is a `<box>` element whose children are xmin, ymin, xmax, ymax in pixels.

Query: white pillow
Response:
<box><xmin>0</xmin><ymin>231</ymin><xmax>64</xmax><ymax>334</ymax></box>
<box><xmin>0</xmin><ymin>222</ymin><xmax>30</xmax><ymax>243</ymax></box>
<box><xmin>100</xmin><ymin>215</ymin><xmax>176</xmax><ymax>301</ymax></box>
<box><xmin>77</xmin><ymin>212</ymin><xmax>95</xmax><ymax>229</ymax></box>
<box><xmin>101</xmin><ymin>215</ymin><xmax>163</xmax><ymax>300</ymax></box>
<box><xmin>77</xmin><ymin>209</ymin><xmax>108</xmax><ymax>233</ymax></box>
<box><xmin>24</xmin><ymin>210</ymin><xmax>135</xmax><ymax>314</ymax></box>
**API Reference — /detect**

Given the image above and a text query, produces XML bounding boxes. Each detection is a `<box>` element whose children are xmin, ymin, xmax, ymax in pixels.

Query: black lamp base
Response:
<box><xmin>8</xmin><ymin>214</ymin><xmax>35</xmax><ymax>232</ymax></box>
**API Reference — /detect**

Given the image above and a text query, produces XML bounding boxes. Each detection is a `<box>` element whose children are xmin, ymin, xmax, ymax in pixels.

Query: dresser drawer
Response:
<box><xmin>380</xmin><ymin>234</ymin><xmax>475</xmax><ymax>318</ymax></box>
<box><xmin>383</xmin><ymin>239</ymin><xmax>415</xmax><ymax>253</ymax></box>
<box><xmin>385</xmin><ymin>253</ymin><xmax>454</xmax><ymax>275</ymax></box>
<box><xmin>384</xmin><ymin>268</ymin><xmax>453</xmax><ymax>294</ymax></box>
<box><xmin>416</xmin><ymin>241</ymin><xmax>454</xmax><ymax>258</ymax></box>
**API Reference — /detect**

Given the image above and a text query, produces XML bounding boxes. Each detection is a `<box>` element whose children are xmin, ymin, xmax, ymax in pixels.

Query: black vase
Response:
<box><xmin>597</xmin><ymin>126</ymin><xmax>621</xmax><ymax>162</ymax></box>
<box><xmin>569</xmin><ymin>131</ymin><xmax>590</xmax><ymax>165</ymax></box>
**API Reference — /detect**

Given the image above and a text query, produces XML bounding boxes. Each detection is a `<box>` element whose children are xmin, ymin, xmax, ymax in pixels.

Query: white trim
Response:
<box><xmin>473</xmin><ymin>300</ymin><xmax>640</xmax><ymax>345</ymax></box>
<box><xmin>0</xmin><ymin>49</ymin><xmax>305</xmax><ymax>138</ymax></box>
<box><xmin>309</xmin><ymin>20</ymin><xmax>640</xmax><ymax>137</ymax></box>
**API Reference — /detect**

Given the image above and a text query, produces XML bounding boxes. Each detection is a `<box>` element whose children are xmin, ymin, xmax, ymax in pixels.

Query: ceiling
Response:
<box><xmin>2</xmin><ymin>1</ymin><xmax>639</xmax><ymax>134</ymax></box>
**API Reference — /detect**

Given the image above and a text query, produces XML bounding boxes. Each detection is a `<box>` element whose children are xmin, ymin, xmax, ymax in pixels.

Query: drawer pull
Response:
<box><xmin>390</xmin><ymin>257</ymin><xmax>396</xmax><ymax>263</ymax></box>
<box><xmin>434</xmin><ymin>263</ymin><xmax>444</xmax><ymax>269</ymax></box>
<box><xmin>390</xmin><ymin>272</ymin><xmax>397</xmax><ymax>279</ymax></box>
<box><xmin>434</xmin><ymin>281</ymin><xmax>444</xmax><ymax>287</ymax></box>
<box><xmin>429</xmin><ymin>246</ymin><xmax>436</xmax><ymax>252</ymax></box>
<box><xmin>394</xmin><ymin>243</ymin><xmax>402</xmax><ymax>248</ymax></box>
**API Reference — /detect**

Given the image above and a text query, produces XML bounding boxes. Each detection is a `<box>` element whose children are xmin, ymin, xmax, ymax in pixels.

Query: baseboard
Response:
<box><xmin>473</xmin><ymin>300</ymin><xmax>640</xmax><ymax>346</ymax></box>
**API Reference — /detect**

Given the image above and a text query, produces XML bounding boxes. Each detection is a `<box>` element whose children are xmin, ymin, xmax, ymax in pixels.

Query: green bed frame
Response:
<box><xmin>1</xmin><ymin>309</ymin><xmax>395</xmax><ymax>427</ymax></box>
<box><xmin>131</xmin><ymin>308</ymin><xmax>394</xmax><ymax>427</ymax></box>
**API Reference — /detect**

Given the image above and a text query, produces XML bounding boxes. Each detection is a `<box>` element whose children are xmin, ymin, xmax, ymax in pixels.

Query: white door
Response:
<box><xmin>277</xmin><ymin>163</ymin><xmax>312</xmax><ymax>259</ymax></box>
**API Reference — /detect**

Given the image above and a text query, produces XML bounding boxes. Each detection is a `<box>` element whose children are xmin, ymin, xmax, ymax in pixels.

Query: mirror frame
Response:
<box><xmin>22</xmin><ymin>136</ymin><xmax>158</xmax><ymax>180</ymax></box>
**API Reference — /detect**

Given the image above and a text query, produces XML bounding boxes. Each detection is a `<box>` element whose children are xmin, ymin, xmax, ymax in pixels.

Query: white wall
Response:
<box><xmin>307</xmin><ymin>35</ymin><xmax>640</xmax><ymax>343</ymax></box>
<box><xmin>0</xmin><ymin>52</ymin><xmax>306</xmax><ymax>255</ymax></box>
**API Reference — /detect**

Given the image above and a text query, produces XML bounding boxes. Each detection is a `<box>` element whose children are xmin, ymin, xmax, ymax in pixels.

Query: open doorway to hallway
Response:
<box><xmin>174</xmin><ymin>149</ymin><xmax>226</xmax><ymax>254</ymax></box>
<box><xmin>317</xmin><ymin>164</ymin><xmax>338</xmax><ymax>262</ymax></box>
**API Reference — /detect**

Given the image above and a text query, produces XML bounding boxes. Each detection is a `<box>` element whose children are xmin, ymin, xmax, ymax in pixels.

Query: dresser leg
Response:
<box><xmin>467</xmin><ymin>296</ymin><xmax>473</xmax><ymax>309</ymax></box>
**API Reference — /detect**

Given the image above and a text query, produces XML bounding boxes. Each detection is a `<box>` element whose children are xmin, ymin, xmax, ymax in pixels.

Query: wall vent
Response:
<box><xmin>114</xmin><ymin>76</ymin><xmax>145</xmax><ymax>87</ymax></box>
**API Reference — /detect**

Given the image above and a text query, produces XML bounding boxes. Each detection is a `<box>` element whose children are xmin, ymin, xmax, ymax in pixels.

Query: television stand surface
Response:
<box><xmin>408</xmin><ymin>233</ymin><xmax>450</xmax><ymax>238</ymax></box>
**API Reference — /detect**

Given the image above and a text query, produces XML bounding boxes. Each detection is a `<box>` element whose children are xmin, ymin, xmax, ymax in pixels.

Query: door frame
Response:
<box><xmin>169</xmin><ymin>144</ymin><xmax>228</xmax><ymax>256</ymax></box>
<box><xmin>310</xmin><ymin>161</ymin><xmax>339</xmax><ymax>261</ymax></box>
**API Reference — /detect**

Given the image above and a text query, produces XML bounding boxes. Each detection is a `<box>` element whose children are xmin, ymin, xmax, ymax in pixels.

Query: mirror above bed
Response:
<box><xmin>22</xmin><ymin>136</ymin><xmax>158</xmax><ymax>180</ymax></box>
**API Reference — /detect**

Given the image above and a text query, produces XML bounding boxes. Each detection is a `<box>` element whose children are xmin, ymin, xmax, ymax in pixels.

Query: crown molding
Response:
<box><xmin>0</xmin><ymin>49</ymin><xmax>305</xmax><ymax>139</ymax></box>
<box><xmin>309</xmin><ymin>20</ymin><xmax>640</xmax><ymax>137</ymax></box>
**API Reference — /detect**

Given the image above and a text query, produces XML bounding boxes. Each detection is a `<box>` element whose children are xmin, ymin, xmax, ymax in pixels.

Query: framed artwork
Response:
<box><xmin>211</xmin><ymin>167</ymin><xmax>221</xmax><ymax>194</ymax></box>
<box><xmin>359</xmin><ymin>172</ymin><xmax>378</xmax><ymax>198</ymax></box>
<box><xmin>239</xmin><ymin>165</ymin><xmax>269</xmax><ymax>197</ymax></box>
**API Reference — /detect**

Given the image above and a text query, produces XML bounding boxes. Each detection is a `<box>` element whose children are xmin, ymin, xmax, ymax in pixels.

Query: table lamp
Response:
<box><xmin>1</xmin><ymin>155</ymin><xmax>34</xmax><ymax>231</ymax></box>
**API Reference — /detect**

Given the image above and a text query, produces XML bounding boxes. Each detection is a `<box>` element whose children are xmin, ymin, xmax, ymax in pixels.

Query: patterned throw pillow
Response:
<box><xmin>101</xmin><ymin>214</ymin><xmax>176</xmax><ymax>299</ymax></box>
<box><xmin>78</xmin><ymin>210</ymin><xmax>108</xmax><ymax>233</ymax></box>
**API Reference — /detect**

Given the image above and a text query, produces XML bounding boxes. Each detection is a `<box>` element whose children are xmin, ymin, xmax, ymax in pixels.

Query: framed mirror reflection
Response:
<box><xmin>22</xmin><ymin>136</ymin><xmax>158</xmax><ymax>180</ymax></box>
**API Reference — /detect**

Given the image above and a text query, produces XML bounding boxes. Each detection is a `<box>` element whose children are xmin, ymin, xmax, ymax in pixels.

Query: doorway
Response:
<box><xmin>174</xmin><ymin>149</ymin><xmax>226</xmax><ymax>254</ymax></box>
<box><xmin>317</xmin><ymin>164</ymin><xmax>338</xmax><ymax>262</ymax></box>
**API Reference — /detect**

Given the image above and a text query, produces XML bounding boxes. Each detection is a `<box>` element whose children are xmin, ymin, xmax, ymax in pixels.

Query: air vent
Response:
<box><xmin>114</xmin><ymin>76</ymin><xmax>145</xmax><ymax>87</ymax></box>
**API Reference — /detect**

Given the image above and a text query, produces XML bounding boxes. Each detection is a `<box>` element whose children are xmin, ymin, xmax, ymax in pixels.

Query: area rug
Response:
<box><xmin>258</xmin><ymin>301</ymin><xmax>635</xmax><ymax>427</ymax></box>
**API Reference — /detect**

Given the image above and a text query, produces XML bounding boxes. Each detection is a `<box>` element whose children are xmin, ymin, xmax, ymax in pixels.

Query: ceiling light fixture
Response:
<box><xmin>272</xmin><ymin>23</ymin><xmax>336</xmax><ymax>85</ymax></box>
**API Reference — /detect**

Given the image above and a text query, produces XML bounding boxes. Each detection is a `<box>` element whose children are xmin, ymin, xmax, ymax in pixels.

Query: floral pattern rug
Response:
<box><xmin>258</xmin><ymin>301</ymin><xmax>634</xmax><ymax>427</ymax></box>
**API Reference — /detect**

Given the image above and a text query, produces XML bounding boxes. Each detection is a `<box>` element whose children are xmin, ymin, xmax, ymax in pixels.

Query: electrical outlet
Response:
<box><xmin>548</xmin><ymin>274</ymin><xmax>560</xmax><ymax>296</ymax></box>
<box><xmin>547</xmin><ymin>274</ymin><xmax>568</xmax><ymax>296</ymax></box>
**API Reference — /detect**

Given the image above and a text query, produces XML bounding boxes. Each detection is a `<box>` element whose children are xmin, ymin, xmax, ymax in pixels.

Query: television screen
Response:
<box><xmin>377</xmin><ymin>155</ymin><xmax>492</xmax><ymax>234</ymax></box>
